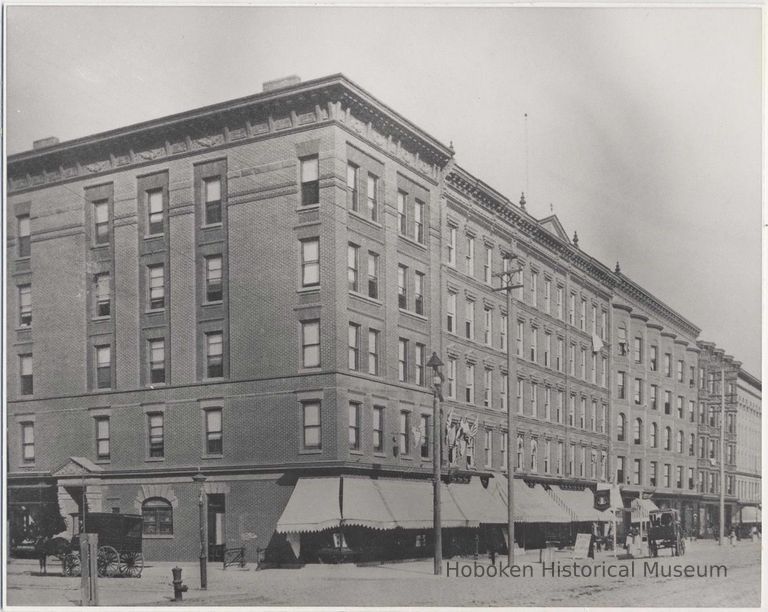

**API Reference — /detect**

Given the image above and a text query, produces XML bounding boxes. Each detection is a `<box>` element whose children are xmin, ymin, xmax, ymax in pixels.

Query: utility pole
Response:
<box><xmin>494</xmin><ymin>254</ymin><xmax>524</xmax><ymax>566</ymax></box>
<box><xmin>719</xmin><ymin>368</ymin><xmax>725</xmax><ymax>546</ymax></box>
<box><xmin>427</xmin><ymin>352</ymin><xmax>444</xmax><ymax>575</ymax></box>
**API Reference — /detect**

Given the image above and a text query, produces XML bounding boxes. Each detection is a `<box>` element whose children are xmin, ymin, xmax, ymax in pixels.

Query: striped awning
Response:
<box><xmin>276</xmin><ymin>477</ymin><xmax>341</xmax><ymax>534</ymax></box>
<box><xmin>630</xmin><ymin>497</ymin><xmax>658</xmax><ymax>521</ymax></box>
<box><xmin>547</xmin><ymin>485</ymin><xmax>611</xmax><ymax>522</ymax></box>
<box><xmin>494</xmin><ymin>478</ymin><xmax>572</xmax><ymax>523</ymax></box>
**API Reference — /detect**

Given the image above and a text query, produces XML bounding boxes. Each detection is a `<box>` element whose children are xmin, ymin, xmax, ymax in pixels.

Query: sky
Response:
<box><xmin>5</xmin><ymin>6</ymin><xmax>762</xmax><ymax>376</ymax></box>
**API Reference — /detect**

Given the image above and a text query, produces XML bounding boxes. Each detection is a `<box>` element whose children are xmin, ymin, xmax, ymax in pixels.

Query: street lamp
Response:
<box><xmin>192</xmin><ymin>471</ymin><xmax>208</xmax><ymax>589</ymax></box>
<box><xmin>427</xmin><ymin>351</ymin><xmax>444</xmax><ymax>576</ymax></box>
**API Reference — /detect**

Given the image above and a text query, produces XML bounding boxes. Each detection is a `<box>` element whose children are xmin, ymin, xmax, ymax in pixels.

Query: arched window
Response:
<box><xmin>142</xmin><ymin>497</ymin><xmax>173</xmax><ymax>535</ymax></box>
<box><xmin>650</xmin><ymin>422</ymin><xmax>658</xmax><ymax>448</ymax></box>
<box><xmin>617</xmin><ymin>413</ymin><xmax>625</xmax><ymax>441</ymax></box>
<box><xmin>676</xmin><ymin>430</ymin><xmax>684</xmax><ymax>454</ymax></box>
<box><xmin>633</xmin><ymin>418</ymin><xmax>642</xmax><ymax>444</ymax></box>
<box><xmin>664</xmin><ymin>426</ymin><xmax>671</xmax><ymax>451</ymax></box>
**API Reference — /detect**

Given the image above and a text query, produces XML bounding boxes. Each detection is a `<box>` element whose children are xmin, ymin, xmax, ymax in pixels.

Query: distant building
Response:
<box><xmin>734</xmin><ymin>369</ymin><xmax>761</xmax><ymax>525</ymax></box>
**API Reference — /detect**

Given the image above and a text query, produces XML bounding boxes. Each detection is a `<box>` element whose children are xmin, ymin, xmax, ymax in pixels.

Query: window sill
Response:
<box><xmin>145</xmin><ymin>308</ymin><xmax>166</xmax><ymax>315</ymax></box>
<box><xmin>15</xmin><ymin>325</ymin><xmax>32</xmax><ymax>332</ymax></box>
<box><xmin>398</xmin><ymin>234</ymin><xmax>427</xmax><ymax>251</ymax></box>
<box><xmin>91</xmin><ymin>243</ymin><xmax>110</xmax><ymax>250</ymax></box>
<box><xmin>202</xmin><ymin>377</ymin><xmax>226</xmax><ymax>383</ymax></box>
<box><xmin>298</xmin><ymin>367</ymin><xmax>321</xmax><ymax>374</ymax></box>
<box><xmin>373</xmin><ymin>452</ymin><xmax>386</xmax><ymax>458</ymax></box>
<box><xmin>146</xmin><ymin>383</ymin><xmax>167</xmax><ymax>389</ymax></box>
<box><xmin>297</xmin><ymin>286</ymin><xmax>320</xmax><ymax>294</ymax></box>
<box><xmin>202</xmin><ymin>300</ymin><xmax>224</xmax><ymax>306</ymax></box>
<box><xmin>350</xmin><ymin>291</ymin><xmax>382</xmax><ymax>306</ymax></box>
<box><xmin>350</xmin><ymin>450</ymin><xmax>364</xmax><ymax>456</ymax></box>
<box><xmin>201</xmin><ymin>454</ymin><xmax>223</xmax><ymax>460</ymax></box>
<box><xmin>299</xmin><ymin>449</ymin><xmax>323</xmax><ymax>455</ymax></box>
<box><xmin>348</xmin><ymin>210</ymin><xmax>382</xmax><ymax>229</ymax></box>
<box><xmin>143</xmin><ymin>534</ymin><xmax>174</xmax><ymax>539</ymax></box>
<box><xmin>91</xmin><ymin>316</ymin><xmax>110</xmax><ymax>322</ymax></box>
<box><xmin>144</xmin><ymin>234</ymin><xmax>165</xmax><ymax>240</ymax></box>
<box><xmin>201</xmin><ymin>223</ymin><xmax>223</xmax><ymax>230</ymax></box>
<box><xmin>145</xmin><ymin>457</ymin><xmax>165</xmax><ymax>462</ymax></box>
<box><xmin>399</xmin><ymin>308</ymin><xmax>427</xmax><ymax>321</ymax></box>
<box><xmin>296</xmin><ymin>204</ymin><xmax>320</xmax><ymax>213</ymax></box>
<box><xmin>94</xmin><ymin>459</ymin><xmax>111</xmax><ymax>464</ymax></box>
<box><xmin>16</xmin><ymin>256</ymin><xmax>31</xmax><ymax>262</ymax></box>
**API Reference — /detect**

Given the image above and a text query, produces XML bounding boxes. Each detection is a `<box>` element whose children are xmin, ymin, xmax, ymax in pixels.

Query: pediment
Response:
<box><xmin>538</xmin><ymin>215</ymin><xmax>570</xmax><ymax>242</ymax></box>
<box><xmin>52</xmin><ymin>457</ymin><xmax>104</xmax><ymax>478</ymax></box>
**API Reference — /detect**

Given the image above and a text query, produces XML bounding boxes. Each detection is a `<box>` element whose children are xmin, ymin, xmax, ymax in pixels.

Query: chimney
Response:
<box><xmin>262</xmin><ymin>75</ymin><xmax>301</xmax><ymax>93</ymax></box>
<box><xmin>33</xmin><ymin>136</ymin><xmax>59</xmax><ymax>150</ymax></box>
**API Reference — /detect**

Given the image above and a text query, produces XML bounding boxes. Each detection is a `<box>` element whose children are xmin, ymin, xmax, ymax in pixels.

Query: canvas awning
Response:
<box><xmin>547</xmin><ymin>485</ymin><xmax>610</xmax><ymax>522</ymax></box>
<box><xmin>494</xmin><ymin>478</ymin><xmax>572</xmax><ymax>523</ymax></box>
<box><xmin>446</xmin><ymin>477</ymin><xmax>509</xmax><ymax>524</ymax></box>
<box><xmin>630</xmin><ymin>497</ymin><xmax>658</xmax><ymax>521</ymax></box>
<box><xmin>733</xmin><ymin>506</ymin><xmax>761</xmax><ymax>524</ymax></box>
<box><xmin>276</xmin><ymin>477</ymin><xmax>341</xmax><ymax>534</ymax></box>
<box><xmin>341</xmin><ymin>476</ymin><xmax>398</xmax><ymax>530</ymax></box>
<box><xmin>370</xmin><ymin>478</ymin><xmax>475</xmax><ymax>529</ymax></box>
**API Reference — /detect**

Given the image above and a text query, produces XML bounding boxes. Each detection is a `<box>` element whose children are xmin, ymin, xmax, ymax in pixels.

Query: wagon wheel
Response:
<box><xmin>64</xmin><ymin>552</ymin><xmax>81</xmax><ymax>577</ymax></box>
<box><xmin>119</xmin><ymin>551</ymin><xmax>144</xmax><ymax>578</ymax></box>
<box><xmin>97</xmin><ymin>545</ymin><xmax>120</xmax><ymax>577</ymax></box>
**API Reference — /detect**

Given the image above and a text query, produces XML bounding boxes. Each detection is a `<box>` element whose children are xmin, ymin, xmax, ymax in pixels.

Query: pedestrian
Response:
<box><xmin>35</xmin><ymin>536</ymin><xmax>48</xmax><ymax>575</ymax></box>
<box><xmin>751</xmin><ymin>525</ymin><xmax>758</xmax><ymax>543</ymax></box>
<box><xmin>729</xmin><ymin>528</ymin><xmax>736</xmax><ymax>546</ymax></box>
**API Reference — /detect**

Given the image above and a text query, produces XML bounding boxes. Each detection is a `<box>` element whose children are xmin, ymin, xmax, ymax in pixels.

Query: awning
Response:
<box><xmin>733</xmin><ymin>506</ymin><xmax>762</xmax><ymax>524</ymax></box>
<box><xmin>630</xmin><ymin>497</ymin><xmax>658</xmax><ymax>521</ymax></box>
<box><xmin>276</xmin><ymin>477</ymin><xmax>341</xmax><ymax>534</ymax></box>
<box><xmin>342</xmin><ymin>476</ymin><xmax>398</xmax><ymax>530</ymax></box>
<box><xmin>494</xmin><ymin>478</ymin><xmax>572</xmax><ymax>523</ymax></box>
<box><xmin>547</xmin><ymin>485</ymin><xmax>610</xmax><ymax>522</ymax></box>
<box><xmin>371</xmin><ymin>478</ymin><xmax>475</xmax><ymax>529</ymax></box>
<box><xmin>446</xmin><ymin>477</ymin><xmax>509</xmax><ymax>524</ymax></box>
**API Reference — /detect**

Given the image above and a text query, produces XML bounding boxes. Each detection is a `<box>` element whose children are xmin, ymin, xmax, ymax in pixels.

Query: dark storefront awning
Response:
<box><xmin>547</xmin><ymin>485</ymin><xmax>611</xmax><ymax>522</ymax></box>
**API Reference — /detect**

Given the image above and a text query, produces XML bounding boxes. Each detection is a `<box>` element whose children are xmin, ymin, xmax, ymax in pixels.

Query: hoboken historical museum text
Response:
<box><xmin>445</xmin><ymin>561</ymin><xmax>728</xmax><ymax>579</ymax></box>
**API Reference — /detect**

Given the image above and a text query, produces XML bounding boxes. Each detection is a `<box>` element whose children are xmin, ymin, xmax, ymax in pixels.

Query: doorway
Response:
<box><xmin>207</xmin><ymin>494</ymin><xmax>225</xmax><ymax>561</ymax></box>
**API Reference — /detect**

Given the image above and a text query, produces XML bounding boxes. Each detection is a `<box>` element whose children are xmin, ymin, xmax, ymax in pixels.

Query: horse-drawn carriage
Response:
<box><xmin>647</xmin><ymin>508</ymin><xmax>686</xmax><ymax>557</ymax></box>
<box><xmin>60</xmin><ymin>512</ymin><xmax>144</xmax><ymax>578</ymax></box>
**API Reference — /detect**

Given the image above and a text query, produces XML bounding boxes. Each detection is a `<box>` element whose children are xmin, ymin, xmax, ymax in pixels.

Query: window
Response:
<box><xmin>677</xmin><ymin>360</ymin><xmax>684</xmax><ymax>383</ymax></box>
<box><xmin>649</xmin><ymin>461</ymin><xmax>658</xmax><ymax>487</ymax></box>
<box><xmin>530</xmin><ymin>328</ymin><xmax>538</xmax><ymax>362</ymax></box>
<box><xmin>616</xmin><ymin>456</ymin><xmax>625</xmax><ymax>484</ymax></box>
<box><xmin>600</xmin><ymin>310</ymin><xmax>607</xmax><ymax>339</ymax></box>
<box><xmin>579</xmin><ymin>298</ymin><xmax>586</xmax><ymax>330</ymax></box>
<box><xmin>689</xmin><ymin>433</ymin><xmax>696</xmax><ymax>456</ymax></box>
<box><xmin>633</xmin><ymin>337</ymin><xmax>642</xmax><ymax>363</ymax></box>
<box><xmin>676</xmin><ymin>396</ymin><xmax>684</xmax><ymax>419</ymax></box>
<box><xmin>633</xmin><ymin>418</ymin><xmax>642</xmax><ymax>444</ymax></box>
<box><xmin>601</xmin><ymin>356</ymin><xmax>607</xmax><ymax>387</ymax></box>
<box><xmin>414</xmin><ymin>272</ymin><xmax>425</xmax><ymax>315</ymax></box>
<box><xmin>501</xmin><ymin>432</ymin><xmax>508</xmax><ymax>469</ymax></box>
<box><xmin>348</xmin><ymin>403</ymin><xmax>361</xmax><ymax>450</ymax></box>
<box><xmin>590</xmin><ymin>399</ymin><xmax>597</xmax><ymax>431</ymax></box>
<box><xmin>676</xmin><ymin>430</ymin><xmax>684</xmax><ymax>454</ymax></box>
<box><xmin>568</xmin><ymin>443</ymin><xmax>575</xmax><ymax>475</ymax></box>
<box><xmin>300</xmin><ymin>156</ymin><xmax>319</xmax><ymax>205</ymax></box>
<box><xmin>518</xmin><ymin>436</ymin><xmax>525</xmax><ymax>470</ymax></box>
<box><xmin>699</xmin><ymin>436</ymin><xmax>706</xmax><ymax>458</ymax></box>
<box><xmin>634</xmin><ymin>378</ymin><xmax>643</xmax><ymax>405</ymax></box>
<box><xmin>18</xmin><ymin>284</ymin><xmax>32</xmax><ymax>327</ymax></box>
<box><xmin>675</xmin><ymin>466</ymin><xmax>683</xmax><ymax>489</ymax></box>
<box><xmin>633</xmin><ymin>459</ymin><xmax>642</xmax><ymax>485</ymax></box>
<box><xmin>147</xmin><ymin>189</ymin><xmax>164</xmax><ymax>235</ymax></box>
<box><xmin>590</xmin><ymin>353</ymin><xmax>596</xmax><ymax>384</ymax></box>
<box><xmin>303</xmin><ymin>401</ymin><xmax>321</xmax><ymax>449</ymax></box>
<box><xmin>397</xmin><ymin>190</ymin><xmax>408</xmax><ymax>234</ymax></box>
<box><xmin>204</xmin><ymin>177</ymin><xmax>222</xmax><ymax>225</ymax></box>
<box><xmin>600</xmin><ymin>450</ymin><xmax>607</xmax><ymax>480</ymax></box>
<box><xmin>568</xmin><ymin>293</ymin><xmax>576</xmax><ymax>325</ymax></box>
<box><xmin>399</xmin><ymin>411</ymin><xmax>410</xmax><ymax>455</ymax></box>
<box><xmin>465</xmin><ymin>299</ymin><xmax>475</xmax><ymax>339</ymax></box>
<box><xmin>688</xmin><ymin>467</ymin><xmax>695</xmax><ymax>490</ymax></box>
<box><xmin>544</xmin><ymin>278</ymin><xmax>551</xmax><ymax>313</ymax></box>
<box><xmin>21</xmin><ymin>422</ymin><xmax>35</xmax><ymax>462</ymax></box>
<box><xmin>205</xmin><ymin>256</ymin><xmax>223</xmax><ymax>302</ymax></box>
<box><xmin>414</xmin><ymin>199</ymin><xmax>425</xmax><ymax>243</ymax></box>
<box><xmin>617</xmin><ymin>371</ymin><xmax>626</xmax><ymax>399</ymax></box>
<box><xmin>484</xmin><ymin>430</ymin><xmax>493</xmax><ymax>468</ymax></box>
<box><xmin>568</xmin><ymin>395</ymin><xmax>575</xmax><ymax>426</ymax></box>
<box><xmin>95</xmin><ymin>417</ymin><xmax>110</xmax><ymax>460</ymax></box>
<box><xmin>415</xmin><ymin>343</ymin><xmax>426</xmax><ymax>386</ymax></box>
<box><xmin>465</xmin><ymin>235</ymin><xmax>474</xmax><ymax>276</ymax></box>
<box><xmin>500</xmin><ymin>314</ymin><xmax>508</xmax><ymax>352</ymax></box>
<box><xmin>483</xmin><ymin>308</ymin><xmax>492</xmax><ymax>345</ymax></box>
<box><xmin>546</xmin><ymin>388</ymin><xmax>553</xmax><ymax>421</ymax></box>
<box><xmin>519</xmin><ymin>380</ymin><xmax>525</xmax><ymax>415</ymax></box>
<box><xmin>205</xmin><ymin>408</ymin><xmax>223</xmax><ymax>455</ymax></box>
<box><xmin>543</xmin><ymin>332</ymin><xmax>551</xmax><ymax>367</ymax></box>
<box><xmin>545</xmin><ymin>440</ymin><xmax>552</xmax><ymax>474</ymax></box>
<box><xmin>148</xmin><ymin>339</ymin><xmax>165</xmax><ymax>384</ymax></box>
<box><xmin>348</xmin><ymin>244</ymin><xmax>359</xmax><ymax>292</ymax></box>
<box><xmin>532</xmin><ymin>383</ymin><xmax>539</xmax><ymax>416</ymax></box>
<box><xmin>447</xmin><ymin>226</ymin><xmax>457</xmax><ymax>265</ymax></box>
<box><xmin>367</xmin><ymin>252</ymin><xmax>379</xmax><ymax>299</ymax></box>
<box><xmin>580</xmin><ymin>347</ymin><xmax>586</xmax><ymax>378</ymax></box>
<box><xmin>397</xmin><ymin>265</ymin><xmax>408</xmax><ymax>309</ymax></box>
<box><xmin>557</xmin><ymin>441</ymin><xmax>564</xmax><ymax>475</ymax></box>
<box><xmin>577</xmin><ymin>396</ymin><xmax>584</xmax><ymax>429</ymax></box>
<box><xmin>689</xmin><ymin>365</ymin><xmax>696</xmax><ymax>387</ymax></box>
<box><xmin>17</xmin><ymin>215</ymin><xmax>30</xmax><ymax>257</ymax></box>
<box><xmin>591</xmin><ymin>304</ymin><xmax>597</xmax><ymax>335</ymax></box>
<box><xmin>484</xmin><ymin>369</ymin><xmax>492</xmax><ymax>407</ymax></box>
<box><xmin>19</xmin><ymin>354</ymin><xmax>33</xmax><ymax>395</ymax></box>
<box><xmin>517</xmin><ymin>322</ymin><xmax>524</xmax><ymax>357</ymax></box>
<box><xmin>650</xmin><ymin>422</ymin><xmax>658</xmax><ymax>448</ymax></box>
<box><xmin>94</xmin><ymin>200</ymin><xmax>109</xmax><ymax>245</ymax></box>
<box><xmin>300</xmin><ymin>239</ymin><xmax>319</xmax><ymax>288</ymax></box>
<box><xmin>420</xmin><ymin>415</ymin><xmax>431</xmax><ymax>459</ymax></box>
<box><xmin>93</xmin><ymin>274</ymin><xmax>110</xmax><ymax>317</ymax></box>
<box><xmin>348</xmin><ymin>323</ymin><xmax>360</xmax><ymax>371</ymax></box>
<box><xmin>484</xmin><ymin>246</ymin><xmax>492</xmax><ymax>284</ymax></box>
<box><xmin>557</xmin><ymin>338</ymin><xmax>564</xmax><ymax>371</ymax></box>
<box><xmin>557</xmin><ymin>391</ymin><xmax>564</xmax><ymax>423</ymax></box>
<box><xmin>302</xmin><ymin>321</ymin><xmax>320</xmax><ymax>368</ymax></box>
<box><xmin>347</xmin><ymin>163</ymin><xmax>359</xmax><ymax>211</ymax></box>
<box><xmin>205</xmin><ymin>332</ymin><xmax>223</xmax><ymax>378</ymax></box>
<box><xmin>617</xmin><ymin>326</ymin><xmax>627</xmax><ymax>355</ymax></box>
<box><xmin>569</xmin><ymin>344</ymin><xmax>576</xmax><ymax>376</ymax></box>
<box><xmin>96</xmin><ymin>346</ymin><xmax>111</xmax><ymax>389</ymax></box>
<box><xmin>373</xmin><ymin>406</ymin><xmax>384</xmax><ymax>452</ymax></box>
<box><xmin>556</xmin><ymin>285</ymin><xmax>564</xmax><ymax>320</ymax></box>
<box><xmin>446</xmin><ymin>292</ymin><xmax>456</xmax><ymax>333</ymax></box>
<box><xmin>501</xmin><ymin>373</ymin><xmax>508</xmax><ymax>411</ymax></box>
<box><xmin>465</xmin><ymin>363</ymin><xmax>475</xmax><ymax>404</ymax></box>
<box><xmin>650</xmin><ymin>345</ymin><xmax>658</xmax><ymax>371</ymax></box>
<box><xmin>447</xmin><ymin>358</ymin><xmax>456</xmax><ymax>399</ymax></box>
<box><xmin>147</xmin><ymin>264</ymin><xmax>165</xmax><ymax>310</ymax></box>
<box><xmin>530</xmin><ymin>438</ymin><xmax>538</xmax><ymax>472</ymax></box>
<box><xmin>650</xmin><ymin>384</ymin><xmax>658</xmax><ymax>410</ymax></box>
<box><xmin>664</xmin><ymin>353</ymin><xmax>672</xmax><ymax>377</ymax></box>
<box><xmin>366</xmin><ymin>174</ymin><xmax>378</xmax><ymax>221</ymax></box>
<box><xmin>664</xmin><ymin>390</ymin><xmax>671</xmax><ymax>415</ymax></box>
<box><xmin>530</xmin><ymin>271</ymin><xmax>538</xmax><ymax>307</ymax></box>
<box><xmin>617</xmin><ymin>413</ymin><xmax>625</xmax><ymax>441</ymax></box>
<box><xmin>601</xmin><ymin>404</ymin><xmax>607</xmax><ymax>433</ymax></box>
<box><xmin>368</xmin><ymin>329</ymin><xmax>380</xmax><ymax>376</ymax></box>
<box><xmin>142</xmin><ymin>498</ymin><xmax>172</xmax><ymax>535</ymax></box>
<box><xmin>398</xmin><ymin>339</ymin><xmax>408</xmax><ymax>382</ymax></box>
<box><xmin>664</xmin><ymin>426</ymin><xmax>671</xmax><ymax>451</ymax></box>
<box><xmin>148</xmin><ymin>413</ymin><xmax>164</xmax><ymax>458</ymax></box>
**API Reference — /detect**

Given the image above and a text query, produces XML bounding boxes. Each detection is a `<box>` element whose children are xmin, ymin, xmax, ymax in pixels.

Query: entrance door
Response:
<box><xmin>207</xmin><ymin>494</ymin><xmax>225</xmax><ymax>561</ymax></box>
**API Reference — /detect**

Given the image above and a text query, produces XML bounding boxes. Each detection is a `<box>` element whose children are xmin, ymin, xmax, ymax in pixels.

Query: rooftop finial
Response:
<box><xmin>572</xmin><ymin>231</ymin><xmax>579</xmax><ymax>247</ymax></box>
<box><xmin>550</xmin><ymin>203</ymin><xmax>554</xmax><ymax>214</ymax></box>
<box><xmin>519</xmin><ymin>192</ymin><xmax>526</xmax><ymax>211</ymax></box>
<box><xmin>449</xmin><ymin>140</ymin><xmax>455</xmax><ymax>153</ymax></box>
<box><xmin>615</xmin><ymin>261</ymin><xmax>621</xmax><ymax>273</ymax></box>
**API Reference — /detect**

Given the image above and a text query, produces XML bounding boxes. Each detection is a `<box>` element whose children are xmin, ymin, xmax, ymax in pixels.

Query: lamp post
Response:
<box><xmin>427</xmin><ymin>351</ymin><xmax>444</xmax><ymax>576</ymax></box>
<box><xmin>192</xmin><ymin>472</ymin><xmax>207</xmax><ymax>589</ymax></box>
<box><xmin>494</xmin><ymin>254</ymin><xmax>523</xmax><ymax>566</ymax></box>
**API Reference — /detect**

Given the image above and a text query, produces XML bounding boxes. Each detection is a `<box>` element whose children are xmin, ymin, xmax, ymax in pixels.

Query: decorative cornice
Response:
<box><xmin>8</xmin><ymin>74</ymin><xmax>454</xmax><ymax>194</ymax></box>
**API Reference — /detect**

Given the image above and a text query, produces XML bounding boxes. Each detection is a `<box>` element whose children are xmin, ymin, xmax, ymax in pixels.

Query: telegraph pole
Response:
<box><xmin>427</xmin><ymin>352</ymin><xmax>444</xmax><ymax>575</ymax></box>
<box><xmin>494</xmin><ymin>254</ymin><xmax>523</xmax><ymax>565</ymax></box>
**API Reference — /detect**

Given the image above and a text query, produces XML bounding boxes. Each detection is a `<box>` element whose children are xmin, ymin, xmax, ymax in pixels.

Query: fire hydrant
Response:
<box><xmin>172</xmin><ymin>566</ymin><xmax>188</xmax><ymax>602</ymax></box>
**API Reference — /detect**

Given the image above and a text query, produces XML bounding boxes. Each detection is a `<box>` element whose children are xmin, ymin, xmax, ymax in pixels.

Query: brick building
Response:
<box><xmin>734</xmin><ymin>369</ymin><xmax>761</xmax><ymax>528</ymax></box>
<box><xmin>6</xmin><ymin>73</ymin><xmax>758</xmax><ymax>561</ymax></box>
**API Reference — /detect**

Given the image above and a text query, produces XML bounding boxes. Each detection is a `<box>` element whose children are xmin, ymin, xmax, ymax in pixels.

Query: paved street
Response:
<box><xmin>5</xmin><ymin>539</ymin><xmax>761</xmax><ymax>608</ymax></box>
